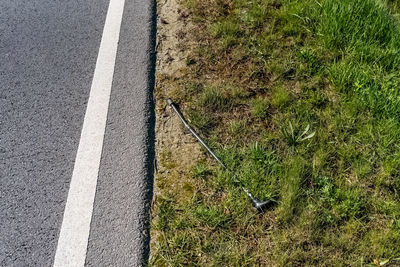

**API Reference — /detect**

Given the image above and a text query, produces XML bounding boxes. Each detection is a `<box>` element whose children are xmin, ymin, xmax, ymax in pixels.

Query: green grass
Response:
<box><xmin>151</xmin><ymin>0</ymin><xmax>400</xmax><ymax>265</ymax></box>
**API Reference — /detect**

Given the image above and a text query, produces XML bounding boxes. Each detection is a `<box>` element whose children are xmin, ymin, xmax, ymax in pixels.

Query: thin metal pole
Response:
<box><xmin>167</xmin><ymin>98</ymin><xmax>273</xmax><ymax>211</ymax></box>
<box><xmin>167</xmin><ymin>98</ymin><xmax>226</xmax><ymax>168</ymax></box>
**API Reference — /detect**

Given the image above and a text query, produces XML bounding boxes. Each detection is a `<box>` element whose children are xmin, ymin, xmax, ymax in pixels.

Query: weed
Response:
<box><xmin>281</xmin><ymin>121</ymin><xmax>315</xmax><ymax>147</ymax></box>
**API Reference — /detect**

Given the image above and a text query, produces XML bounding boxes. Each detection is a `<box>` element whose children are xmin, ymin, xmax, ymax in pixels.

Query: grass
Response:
<box><xmin>151</xmin><ymin>0</ymin><xmax>400</xmax><ymax>265</ymax></box>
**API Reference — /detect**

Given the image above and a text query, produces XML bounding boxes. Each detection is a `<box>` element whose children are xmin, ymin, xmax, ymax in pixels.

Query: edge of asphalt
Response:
<box><xmin>84</xmin><ymin>0</ymin><xmax>157</xmax><ymax>265</ymax></box>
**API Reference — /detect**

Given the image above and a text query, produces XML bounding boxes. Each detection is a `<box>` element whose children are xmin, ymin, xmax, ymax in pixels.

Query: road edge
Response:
<box><xmin>84</xmin><ymin>0</ymin><xmax>157</xmax><ymax>265</ymax></box>
<box><xmin>137</xmin><ymin>0</ymin><xmax>157</xmax><ymax>263</ymax></box>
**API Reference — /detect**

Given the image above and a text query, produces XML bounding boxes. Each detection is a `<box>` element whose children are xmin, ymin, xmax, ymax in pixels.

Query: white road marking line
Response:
<box><xmin>53</xmin><ymin>0</ymin><xmax>125</xmax><ymax>266</ymax></box>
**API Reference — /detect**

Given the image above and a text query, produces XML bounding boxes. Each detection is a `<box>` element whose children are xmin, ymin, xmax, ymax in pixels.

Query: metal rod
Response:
<box><xmin>167</xmin><ymin>98</ymin><xmax>273</xmax><ymax>211</ymax></box>
<box><xmin>167</xmin><ymin>98</ymin><xmax>226</xmax><ymax>168</ymax></box>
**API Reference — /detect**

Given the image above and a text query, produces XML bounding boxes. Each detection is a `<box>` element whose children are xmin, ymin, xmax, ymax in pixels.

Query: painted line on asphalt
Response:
<box><xmin>53</xmin><ymin>0</ymin><xmax>125</xmax><ymax>266</ymax></box>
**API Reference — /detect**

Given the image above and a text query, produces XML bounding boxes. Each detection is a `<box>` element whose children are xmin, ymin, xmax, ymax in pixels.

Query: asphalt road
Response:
<box><xmin>0</xmin><ymin>0</ymin><xmax>155</xmax><ymax>266</ymax></box>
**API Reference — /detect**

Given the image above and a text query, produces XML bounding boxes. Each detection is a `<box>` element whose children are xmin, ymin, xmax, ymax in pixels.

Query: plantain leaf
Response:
<box><xmin>379</xmin><ymin>259</ymin><xmax>390</xmax><ymax>265</ymax></box>
<box><xmin>300</xmin><ymin>131</ymin><xmax>315</xmax><ymax>141</ymax></box>
<box><xmin>289</xmin><ymin>121</ymin><xmax>294</xmax><ymax>136</ymax></box>
<box><xmin>300</xmin><ymin>124</ymin><xmax>310</xmax><ymax>138</ymax></box>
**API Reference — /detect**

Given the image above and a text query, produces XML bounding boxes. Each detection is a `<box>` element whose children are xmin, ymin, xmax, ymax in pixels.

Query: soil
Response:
<box><xmin>151</xmin><ymin>0</ymin><xmax>203</xmax><ymax>233</ymax></box>
<box><xmin>156</xmin><ymin>0</ymin><xmax>190</xmax><ymax>76</ymax></box>
<box><xmin>150</xmin><ymin>0</ymin><xmax>204</xmax><ymax>256</ymax></box>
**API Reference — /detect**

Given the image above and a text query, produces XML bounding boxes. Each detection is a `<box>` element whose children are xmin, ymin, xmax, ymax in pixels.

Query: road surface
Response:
<box><xmin>0</xmin><ymin>0</ymin><xmax>156</xmax><ymax>266</ymax></box>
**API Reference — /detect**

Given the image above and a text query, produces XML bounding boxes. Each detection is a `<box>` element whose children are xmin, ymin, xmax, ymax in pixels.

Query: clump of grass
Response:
<box><xmin>238</xmin><ymin>142</ymin><xmax>280</xmax><ymax>200</ymax></box>
<box><xmin>310</xmin><ymin>176</ymin><xmax>369</xmax><ymax>227</ymax></box>
<box><xmin>228</xmin><ymin>120</ymin><xmax>246</xmax><ymax>137</ymax></box>
<box><xmin>277</xmin><ymin>156</ymin><xmax>308</xmax><ymax>223</ymax></box>
<box><xmin>318</xmin><ymin>0</ymin><xmax>400</xmax><ymax>51</ymax></box>
<box><xmin>197</xmin><ymin>86</ymin><xmax>231</xmax><ymax>112</ymax></box>
<box><xmin>270</xmin><ymin>85</ymin><xmax>291</xmax><ymax>109</ymax></box>
<box><xmin>187</xmin><ymin>108</ymin><xmax>214</xmax><ymax>133</ymax></box>
<box><xmin>319</xmin><ymin>0</ymin><xmax>400</xmax><ymax>117</ymax></box>
<box><xmin>210</xmin><ymin>21</ymin><xmax>240</xmax><ymax>48</ymax></box>
<box><xmin>194</xmin><ymin>204</ymin><xmax>229</xmax><ymax>228</ymax></box>
<box><xmin>152</xmin><ymin>0</ymin><xmax>400</xmax><ymax>265</ymax></box>
<box><xmin>251</xmin><ymin>97</ymin><xmax>269</xmax><ymax>120</ymax></box>
<box><xmin>190</xmin><ymin>161</ymin><xmax>212</xmax><ymax>179</ymax></box>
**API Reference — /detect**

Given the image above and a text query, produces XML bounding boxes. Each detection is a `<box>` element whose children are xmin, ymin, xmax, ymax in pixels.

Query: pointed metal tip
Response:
<box><xmin>167</xmin><ymin>98</ymin><xmax>173</xmax><ymax>106</ymax></box>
